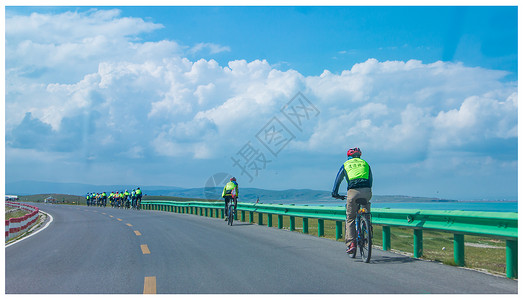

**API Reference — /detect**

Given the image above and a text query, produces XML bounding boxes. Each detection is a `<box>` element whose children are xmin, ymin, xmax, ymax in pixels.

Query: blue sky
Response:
<box><xmin>4</xmin><ymin>5</ymin><xmax>519</xmax><ymax>200</ymax></box>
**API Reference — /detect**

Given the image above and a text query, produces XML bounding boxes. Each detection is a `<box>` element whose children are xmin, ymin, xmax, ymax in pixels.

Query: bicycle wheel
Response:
<box><xmin>359</xmin><ymin>215</ymin><xmax>372</xmax><ymax>263</ymax></box>
<box><xmin>228</xmin><ymin>204</ymin><xmax>234</xmax><ymax>226</ymax></box>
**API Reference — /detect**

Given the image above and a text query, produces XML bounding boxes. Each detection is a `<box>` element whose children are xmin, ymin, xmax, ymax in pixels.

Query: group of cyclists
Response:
<box><xmin>83</xmin><ymin>146</ymin><xmax>372</xmax><ymax>258</ymax></box>
<box><xmin>86</xmin><ymin>188</ymin><xmax>142</xmax><ymax>210</ymax></box>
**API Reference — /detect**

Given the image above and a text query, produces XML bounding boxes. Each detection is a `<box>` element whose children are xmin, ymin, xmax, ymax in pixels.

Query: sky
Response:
<box><xmin>3</xmin><ymin>4</ymin><xmax>519</xmax><ymax>200</ymax></box>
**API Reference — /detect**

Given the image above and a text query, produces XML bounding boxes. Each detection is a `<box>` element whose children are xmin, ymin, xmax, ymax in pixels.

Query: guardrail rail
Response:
<box><xmin>140</xmin><ymin>200</ymin><xmax>518</xmax><ymax>279</ymax></box>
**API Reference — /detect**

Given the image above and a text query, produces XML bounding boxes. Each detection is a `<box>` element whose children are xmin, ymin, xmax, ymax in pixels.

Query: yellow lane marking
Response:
<box><xmin>134</xmin><ymin>231</ymin><xmax>142</xmax><ymax>236</ymax></box>
<box><xmin>126</xmin><ymin>223</ymin><xmax>133</xmax><ymax>227</ymax></box>
<box><xmin>117</xmin><ymin>218</ymin><xmax>122</xmax><ymax>221</ymax></box>
<box><xmin>141</xmin><ymin>244</ymin><xmax>151</xmax><ymax>254</ymax></box>
<box><xmin>143</xmin><ymin>276</ymin><xmax>156</xmax><ymax>294</ymax></box>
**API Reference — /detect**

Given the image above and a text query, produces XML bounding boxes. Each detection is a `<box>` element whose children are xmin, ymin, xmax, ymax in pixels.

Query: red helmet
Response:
<box><xmin>230</xmin><ymin>177</ymin><xmax>236</xmax><ymax>182</ymax></box>
<box><xmin>347</xmin><ymin>147</ymin><xmax>362</xmax><ymax>157</ymax></box>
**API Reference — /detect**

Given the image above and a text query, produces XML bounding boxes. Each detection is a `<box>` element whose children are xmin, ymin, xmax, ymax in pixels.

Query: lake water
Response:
<box><xmin>371</xmin><ymin>201</ymin><xmax>518</xmax><ymax>212</ymax></box>
<box><xmin>255</xmin><ymin>200</ymin><xmax>518</xmax><ymax>213</ymax></box>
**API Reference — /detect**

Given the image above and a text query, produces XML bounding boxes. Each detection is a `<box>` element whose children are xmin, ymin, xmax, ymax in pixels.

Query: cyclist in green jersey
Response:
<box><xmin>332</xmin><ymin>147</ymin><xmax>373</xmax><ymax>254</ymax></box>
<box><xmin>222</xmin><ymin>177</ymin><xmax>239</xmax><ymax>221</ymax></box>
<box><xmin>135</xmin><ymin>188</ymin><xmax>142</xmax><ymax>209</ymax></box>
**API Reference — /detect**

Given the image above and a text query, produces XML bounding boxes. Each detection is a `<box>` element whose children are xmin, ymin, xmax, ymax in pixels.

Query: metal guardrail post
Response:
<box><xmin>506</xmin><ymin>239</ymin><xmax>517</xmax><ymax>278</ymax></box>
<box><xmin>382</xmin><ymin>226</ymin><xmax>391</xmax><ymax>251</ymax></box>
<box><xmin>278</xmin><ymin>215</ymin><xmax>283</xmax><ymax>229</ymax></box>
<box><xmin>258</xmin><ymin>213</ymin><xmax>263</xmax><ymax>225</ymax></box>
<box><xmin>249</xmin><ymin>211</ymin><xmax>254</xmax><ymax>223</ymax></box>
<box><xmin>303</xmin><ymin>218</ymin><xmax>309</xmax><ymax>234</ymax></box>
<box><xmin>267</xmin><ymin>213</ymin><xmax>273</xmax><ymax>227</ymax></box>
<box><xmin>335</xmin><ymin>221</ymin><xmax>342</xmax><ymax>240</ymax></box>
<box><xmin>290</xmin><ymin>216</ymin><xmax>295</xmax><ymax>231</ymax></box>
<box><xmin>454</xmin><ymin>234</ymin><xmax>465</xmax><ymax>267</ymax></box>
<box><xmin>414</xmin><ymin>229</ymin><xmax>423</xmax><ymax>258</ymax></box>
<box><xmin>241</xmin><ymin>210</ymin><xmax>245</xmax><ymax>222</ymax></box>
<box><xmin>318</xmin><ymin>219</ymin><xmax>324</xmax><ymax>237</ymax></box>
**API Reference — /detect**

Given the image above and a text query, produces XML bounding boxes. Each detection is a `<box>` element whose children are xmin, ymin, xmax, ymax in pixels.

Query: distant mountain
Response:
<box><xmin>6</xmin><ymin>180</ymin><xmax>456</xmax><ymax>203</ymax></box>
<box><xmin>5</xmin><ymin>180</ymin><xmax>183</xmax><ymax>196</ymax></box>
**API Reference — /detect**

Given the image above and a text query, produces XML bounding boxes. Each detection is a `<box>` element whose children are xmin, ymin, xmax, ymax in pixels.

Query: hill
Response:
<box><xmin>16</xmin><ymin>194</ymin><xmax>84</xmax><ymax>204</ymax></box>
<box><xmin>6</xmin><ymin>180</ymin><xmax>456</xmax><ymax>204</ymax></box>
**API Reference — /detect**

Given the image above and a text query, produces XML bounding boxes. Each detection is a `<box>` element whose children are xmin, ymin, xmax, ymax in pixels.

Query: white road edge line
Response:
<box><xmin>5</xmin><ymin>210</ymin><xmax>54</xmax><ymax>248</ymax></box>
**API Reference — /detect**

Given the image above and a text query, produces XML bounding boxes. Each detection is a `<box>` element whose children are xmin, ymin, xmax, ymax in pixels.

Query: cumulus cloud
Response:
<box><xmin>5</xmin><ymin>9</ymin><xmax>518</xmax><ymax>194</ymax></box>
<box><xmin>190</xmin><ymin>42</ymin><xmax>231</xmax><ymax>54</ymax></box>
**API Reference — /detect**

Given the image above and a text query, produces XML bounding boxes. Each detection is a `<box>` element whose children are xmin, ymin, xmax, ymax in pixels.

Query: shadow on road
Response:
<box><xmin>369</xmin><ymin>255</ymin><xmax>417</xmax><ymax>264</ymax></box>
<box><xmin>230</xmin><ymin>223</ymin><xmax>254</xmax><ymax>226</ymax></box>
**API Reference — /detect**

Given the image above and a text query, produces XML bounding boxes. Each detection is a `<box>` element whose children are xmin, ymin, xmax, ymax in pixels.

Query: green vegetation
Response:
<box><xmin>17</xmin><ymin>194</ymin><xmax>84</xmax><ymax>205</ymax></box>
<box><xmin>5</xmin><ymin>205</ymin><xmax>28</xmax><ymax>219</ymax></box>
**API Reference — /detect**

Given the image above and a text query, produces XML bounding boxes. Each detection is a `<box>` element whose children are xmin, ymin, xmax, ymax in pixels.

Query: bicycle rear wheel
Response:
<box><xmin>228</xmin><ymin>204</ymin><xmax>234</xmax><ymax>226</ymax></box>
<box><xmin>359</xmin><ymin>215</ymin><xmax>372</xmax><ymax>263</ymax></box>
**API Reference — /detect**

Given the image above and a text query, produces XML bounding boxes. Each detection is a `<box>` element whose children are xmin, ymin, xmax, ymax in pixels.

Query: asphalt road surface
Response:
<box><xmin>5</xmin><ymin>203</ymin><xmax>518</xmax><ymax>294</ymax></box>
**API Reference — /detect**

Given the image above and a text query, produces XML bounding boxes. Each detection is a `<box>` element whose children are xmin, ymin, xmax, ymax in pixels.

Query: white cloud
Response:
<box><xmin>5</xmin><ymin>9</ymin><xmax>517</xmax><ymax>195</ymax></box>
<box><xmin>190</xmin><ymin>42</ymin><xmax>231</xmax><ymax>54</ymax></box>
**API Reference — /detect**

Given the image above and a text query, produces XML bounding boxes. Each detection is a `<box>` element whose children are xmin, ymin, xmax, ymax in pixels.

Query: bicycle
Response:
<box><xmin>335</xmin><ymin>195</ymin><xmax>373</xmax><ymax>263</ymax></box>
<box><xmin>225</xmin><ymin>196</ymin><xmax>237</xmax><ymax>226</ymax></box>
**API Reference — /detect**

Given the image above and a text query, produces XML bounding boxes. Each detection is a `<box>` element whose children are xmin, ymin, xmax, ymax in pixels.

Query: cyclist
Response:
<box><xmin>114</xmin><ymin>191</ymin><xmax>120</xmax><ymax>208</ymax></box>
<box><xmin>101</xmin><ymin>192</ymin><xmax>107</xmax><ymax>207</ymax></box>
<box><xmin>131</xmin><ymin>189</ymin><xmax>136</xmax><ymax>209</ymax></box>
<box><xmin>86</xmin><ymin>193</ymin><xmax>91</xmax><ymax>206</ymax></box>
<box><xmin>222</xmin><ymin>177</ymin><xmax>239</xmax><ymax>221</ymax></box>
<box><xmin>109</xmin><ymin>191</ymin><xmax>114</xmax><ymax>208</ymax></box>
<box><xmin>124</xmin><ymin>190</ymin><xmax>130</xmax><ymax>209</ymax></box>
<box><xmin>332</xmin><ymin>147</ymin><xmax>373</xmax><ymax>254</ymax></box>
<box><xmin>135</xmin><ymin>187</ymin><xmax>142</xmax><ymax>209</ymax></box>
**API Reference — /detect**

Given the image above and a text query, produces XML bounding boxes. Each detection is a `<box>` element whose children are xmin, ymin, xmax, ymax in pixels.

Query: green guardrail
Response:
<box><xmin>140</xmin><ymin>200</ymin><xmax>518</xmax><ymax>279</ymax></box>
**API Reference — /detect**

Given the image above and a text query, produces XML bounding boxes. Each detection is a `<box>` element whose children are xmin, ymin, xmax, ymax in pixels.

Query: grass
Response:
<box><xmin>5</xmin><ymin>205</ymin><xmax>28</xmax><ymax>219</ymax></box>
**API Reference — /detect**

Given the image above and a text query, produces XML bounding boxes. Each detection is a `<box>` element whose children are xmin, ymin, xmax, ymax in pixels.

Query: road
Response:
<box><xmin>5</xmin><ymin>203</ymin><xmax>518</xmax><ymax>294</ymax></box>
